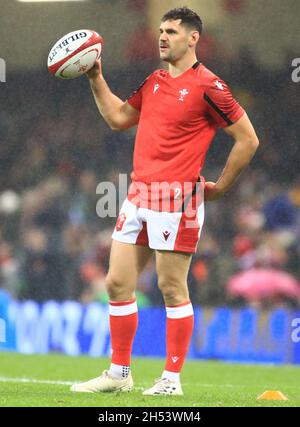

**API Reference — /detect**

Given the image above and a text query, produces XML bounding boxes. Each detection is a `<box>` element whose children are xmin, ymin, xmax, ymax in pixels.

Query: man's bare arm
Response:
<box><xmin>87</xmin><ymin>60</ymin><xmax>140</xmax><ymax>131</ymax></box>
<box><xmin>205</xmin><ymin>113</ymin><xmax>259</xmax><ymax>201</ymax></box>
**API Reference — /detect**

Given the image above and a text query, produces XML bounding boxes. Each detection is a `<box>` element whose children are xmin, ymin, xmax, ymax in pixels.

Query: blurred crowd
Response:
<box><xmin>0</xmin><ymin>32</ymin><xmax>300</xmax><ymax>308</ymax></box>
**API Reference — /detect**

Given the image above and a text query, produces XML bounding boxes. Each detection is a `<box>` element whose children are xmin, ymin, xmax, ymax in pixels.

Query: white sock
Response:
<box><xmin>162</xmin><ymin>370</ymin><xmax>180</xmax><ymax>383</ymax></box>
<box><xmin>108</xmin><ymin>363</ymin><xmax>130</xmax><ymax>379</ymax></box>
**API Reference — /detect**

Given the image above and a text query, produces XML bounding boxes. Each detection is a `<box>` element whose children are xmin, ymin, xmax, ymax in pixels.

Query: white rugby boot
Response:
<box><xmin>143</xmin><ymin>378</ymin><xmax>183</xmax><ymax>396</ymax></box>
<box><xmin>70</xmin><ymin>370</ymin><xmax>133</xmax><ymax>393</ymax></box>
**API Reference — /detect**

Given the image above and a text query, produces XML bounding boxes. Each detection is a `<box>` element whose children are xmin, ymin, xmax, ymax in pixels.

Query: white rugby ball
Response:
<box><xmin>47</xmin><ymin>29</ymin><xmax>104</xmax><ymax>79</ymax></box>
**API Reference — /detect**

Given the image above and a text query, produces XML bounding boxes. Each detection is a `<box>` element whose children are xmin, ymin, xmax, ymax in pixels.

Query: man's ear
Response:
<box><xmin>189</xmin><ymin>31</ymin><xmax>200</xmax><ymax>47</ymax></box>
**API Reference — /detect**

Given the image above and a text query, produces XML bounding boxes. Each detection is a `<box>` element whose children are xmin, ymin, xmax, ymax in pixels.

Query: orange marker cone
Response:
<box><xmin>257</xmin><ymin>390</ymin><xmax>288</xmax><ymax>401</ymax></box>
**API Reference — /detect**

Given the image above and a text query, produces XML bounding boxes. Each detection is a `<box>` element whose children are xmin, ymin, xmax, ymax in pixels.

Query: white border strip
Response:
<box><xmin>166</xmin><ymin>303</ymin><xmax>194</xmax><ymax>319</ymax></box>
<box><xmin>109</xmin><ymin>301</ymin><xmax>137</xmax><ymax>316</ymax></box>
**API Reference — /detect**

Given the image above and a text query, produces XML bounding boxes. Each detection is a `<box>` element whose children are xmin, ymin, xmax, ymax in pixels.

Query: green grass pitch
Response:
<box><xmin>0</xmin><ymin>352</ymin><xmax>299</xmax><ymax>407</ymax></box>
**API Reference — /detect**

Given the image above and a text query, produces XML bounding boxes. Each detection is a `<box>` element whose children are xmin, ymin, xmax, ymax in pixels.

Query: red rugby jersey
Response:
<box><xmin>127</xmin><ymin>62</ymin><xmax>245</xmax><ymax>211</ymax></box>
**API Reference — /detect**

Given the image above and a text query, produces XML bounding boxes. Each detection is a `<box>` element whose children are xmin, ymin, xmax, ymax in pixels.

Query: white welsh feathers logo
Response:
<box><xmin>178</xmin><ymin>88</ymin><xmax>189</xmax><ymax>101</ymax></box>
<box><xmin>215</xmin><ymin>80</ymin><xmax>224</xmax><ymax>90</ymax></box>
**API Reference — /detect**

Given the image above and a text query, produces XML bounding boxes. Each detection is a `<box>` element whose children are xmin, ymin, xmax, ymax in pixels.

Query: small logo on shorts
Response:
<box><xmin>163</xmin><ymin>231</ymin><xmax>171</xmax><ymax>241</ymax></box>
<box><xmin>116</xmin><ymin>213</ymin><xmax>126</xmax><ymax>231</ymax></box>
<box><xmin>172</xmin><ymin>356</ymin><xmax>179</xmax><ymax>363</ymax></box>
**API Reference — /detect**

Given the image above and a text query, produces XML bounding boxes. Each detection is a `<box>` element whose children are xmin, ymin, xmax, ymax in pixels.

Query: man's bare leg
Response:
<box><xmin>71</xmin><ymin>241</ymin><xmax>153</xmax><ymax>393</ymax></box>
<box><xmin>143</xmin><ymin>250</ymin><xmax>193</xmax><ymax>395</ymax></box>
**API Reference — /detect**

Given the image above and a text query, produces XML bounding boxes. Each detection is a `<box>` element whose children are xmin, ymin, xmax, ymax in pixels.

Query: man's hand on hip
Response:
<box><xmin>204</xmin><ymin>182</ymin><xmax>225</xmax><ymax>202</ymax></box>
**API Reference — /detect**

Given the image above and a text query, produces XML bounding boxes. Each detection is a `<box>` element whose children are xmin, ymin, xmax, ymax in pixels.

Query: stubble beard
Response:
<box><xmin>160</xmin><ymin>51</ymin><xmax>174</xmax><ymax>63</ymax></box>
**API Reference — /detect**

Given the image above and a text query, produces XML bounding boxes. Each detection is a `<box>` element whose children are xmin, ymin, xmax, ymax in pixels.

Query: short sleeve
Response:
<box><xmin>204</xmin><ymin>78</ymin><xmax>245</xmax><ymax>128</ymax></box>
<box><xmin>127</xmin><ymin>77</ymin><xmax>149</xmax><ymax>111</ymax></box>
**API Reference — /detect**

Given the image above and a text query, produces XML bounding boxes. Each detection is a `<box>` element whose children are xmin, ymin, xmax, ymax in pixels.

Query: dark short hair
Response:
<box><xmin>161</xmin><ymin>7</ymin><xmax>203</xmax><ymax>35</ymax></box>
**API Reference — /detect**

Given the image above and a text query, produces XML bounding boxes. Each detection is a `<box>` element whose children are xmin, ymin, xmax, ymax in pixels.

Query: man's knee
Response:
<box><xmin>158</xmin><ymin>276</ymin><xmax>188</xmax><ymax>303</ymax></box>
<box><xmin>105</xmin><ymin>272</ymin><xmax>134</xmax><ymax>300</ymax></box>
<box><xmin>105</xmin><ymin>272</ymin><xmax>123</xmax><ymax>294</ymax></box>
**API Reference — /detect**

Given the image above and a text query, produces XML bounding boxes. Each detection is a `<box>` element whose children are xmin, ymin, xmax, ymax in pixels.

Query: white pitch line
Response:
<box><xmin>0</xmin><ymin>377</ymin><xmax>298</xmax><ymax>393</ymax></box>
<box><xmin>0</xmin><ymin>376</ymin><xmax>145</xmax><ymax>390</ymax></box>
<box><xmin>0</xmin><ymin>376</ymin><xmax>239</xmax><ymax>388</ymax></box>
<box><xmin>0</xmin><ymin>376</ymin><xmax>73</xmax><ymax>386</ymax></box>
